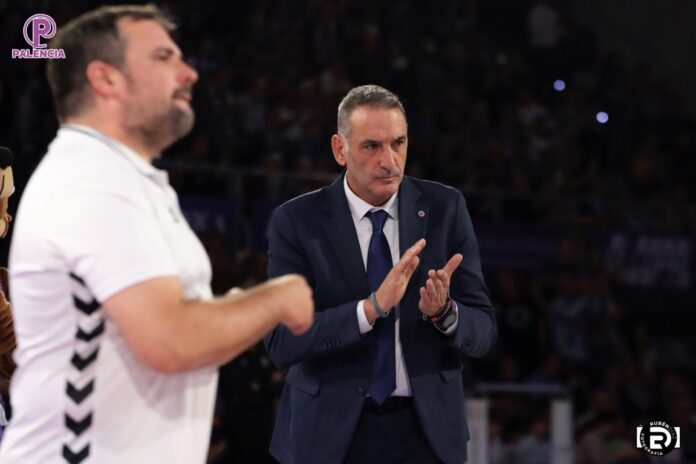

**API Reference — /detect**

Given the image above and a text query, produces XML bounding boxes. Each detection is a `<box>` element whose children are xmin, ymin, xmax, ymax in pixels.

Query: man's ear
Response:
<box><xmin>85</xmin><ymin>61</ymin><xmax>123</xmax><ymax>99</ymax></box>
<box><xmin>331</xmin><ymin>134</ymin><xmax>347</xmax><ymax>167</ymax></box>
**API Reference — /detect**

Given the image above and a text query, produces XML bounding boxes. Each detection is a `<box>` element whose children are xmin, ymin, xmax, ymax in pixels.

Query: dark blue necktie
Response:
<box><xmin>366</xmin><ymin>210</ymin><xmax>396</xmax><ymax>403</ymax></box>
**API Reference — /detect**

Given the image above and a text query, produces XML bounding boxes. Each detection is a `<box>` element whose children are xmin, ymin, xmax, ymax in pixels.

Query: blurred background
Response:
<box><xmin>1</xmin><ymin>0</ymin><xmax>695</xmax><ymax>462</ymax></box>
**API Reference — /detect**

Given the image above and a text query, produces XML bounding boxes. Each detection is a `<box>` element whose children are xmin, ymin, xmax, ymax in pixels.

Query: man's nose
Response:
<box><xmin>180</xmin><ymin>60</ymin><xmax>199</xmax><ymax>85</ymax></box>
<box><xmin>379</xmin><ymin>146</ymin><xmax>397</xmax><ymax>171</ymax></box>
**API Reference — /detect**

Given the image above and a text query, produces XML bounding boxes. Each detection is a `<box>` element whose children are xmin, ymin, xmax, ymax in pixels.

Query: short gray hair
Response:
<box><xmin>336</xmin><ymin>85</ymin><xmax>406</xmax><ymax>137</ymax></box>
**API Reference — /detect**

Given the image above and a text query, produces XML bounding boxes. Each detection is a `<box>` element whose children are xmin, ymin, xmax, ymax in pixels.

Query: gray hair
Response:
<box><xmin>336</xmin><ymin>85</ymin><xmax>406</xmax><ymax>138</ymax></box>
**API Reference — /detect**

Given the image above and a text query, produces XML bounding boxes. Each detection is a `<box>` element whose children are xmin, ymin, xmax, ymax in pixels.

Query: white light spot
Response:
<box><xmin>596</xmin><ymin>112</ymin><xmax>609</xmax><ymax>124</ymax></box>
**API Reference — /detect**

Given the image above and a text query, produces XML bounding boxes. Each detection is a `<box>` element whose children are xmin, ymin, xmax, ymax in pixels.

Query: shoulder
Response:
<box><xmin>275</xmin><ymin>184</ymin><xmax>330</xmax><ymax>216</ymax></box>
<box><xmin>31</xmin><ymin>131</ymin><xmax>146</xmax><ymax>198</ymax></box>
<box><xmin>405</xmin><ymin>176</ymin><xmax>463</xmax><ymax>202</ymax></box>
<box><xmin>17</xmin><ymin>132</ymin><xmax>152</xmax><ymax>234</ymax></box>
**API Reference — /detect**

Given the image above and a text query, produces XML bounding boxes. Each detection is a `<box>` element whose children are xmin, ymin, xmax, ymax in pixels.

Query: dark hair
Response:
<box><xmin>46</xmin><ymin>4</ymin><xmax>175</xmax><ymax>121</ymax></box>
<box><xmin>336</xmin><ymin>85</ymin><xmax>406</xmax><ymax>137</ymax></box>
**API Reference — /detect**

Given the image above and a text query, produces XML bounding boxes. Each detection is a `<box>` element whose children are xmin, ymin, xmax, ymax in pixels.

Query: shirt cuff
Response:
<box><xmin>436</xmin><ymin>300</ymin><xmax>458</xmax><ymax>335</ymax></box>
<box><xmin>357</xmin><ymin>300</ymin><xmax>374</xmax><ymax>334</ymax></box>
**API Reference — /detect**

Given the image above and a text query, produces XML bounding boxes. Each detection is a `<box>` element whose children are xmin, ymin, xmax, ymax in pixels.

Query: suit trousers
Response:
<box><xmin>345</xmin><ymin>397</ymin><xmax>442</xmax><ymax>463</ymax></box>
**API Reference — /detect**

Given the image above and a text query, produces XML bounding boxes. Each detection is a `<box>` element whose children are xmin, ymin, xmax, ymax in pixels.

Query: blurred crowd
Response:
<box><xmin>1</xmin><ymin>0</ymin><xmax>694</xmax><ymax>462</ymax></box>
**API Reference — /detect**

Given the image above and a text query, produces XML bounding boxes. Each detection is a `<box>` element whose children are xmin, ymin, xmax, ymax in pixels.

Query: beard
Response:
<box><xmin>126</xmin><ymin>102</ymin><xmax>195</xmax><ymax>154</ymax></box>
<box><xmin>122</xmin><ymin>71</ymin><xmax>196</xmax><ymax>154</ymax></box>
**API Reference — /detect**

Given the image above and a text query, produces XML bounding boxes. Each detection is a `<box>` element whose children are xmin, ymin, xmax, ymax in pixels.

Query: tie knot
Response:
<box><xmin>367</xmin><ymin>209</ymin><xmax>389</xmax><ymax>232</ymax></box>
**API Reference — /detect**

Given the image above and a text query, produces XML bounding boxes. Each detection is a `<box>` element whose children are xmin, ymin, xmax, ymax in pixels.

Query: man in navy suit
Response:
<box><xmin>264</xmin><ymin>85</ymin><xmax>497</xmax><ymax>463</ymax></box>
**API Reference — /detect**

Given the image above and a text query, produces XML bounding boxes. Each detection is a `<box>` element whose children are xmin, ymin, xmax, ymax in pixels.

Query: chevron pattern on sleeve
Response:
<box><xmin>62</xmin><ymin>273</ymin><xmax>105</xmax><ymax>464</ymax></box>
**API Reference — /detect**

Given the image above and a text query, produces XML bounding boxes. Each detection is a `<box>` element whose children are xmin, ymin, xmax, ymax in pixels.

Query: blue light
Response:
<box><xmin>596</xmin><ymin>112</ymin><xmax>609</xmax><ymax>124</ymax></box>
<box><xmin>553</xmin><ymin>79</ymin><xmax>566</xmax><ymax>91</ymax></box>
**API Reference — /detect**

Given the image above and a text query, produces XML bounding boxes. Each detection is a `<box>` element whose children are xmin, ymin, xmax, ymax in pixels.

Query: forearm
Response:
<box><xmin>105</xmin><ymin>276</ymin><xmax>309</xmax><ymax>374</ymax></box>
<box><xmin>171</xmin><ymin>285</ymin><xmax>287</xmax><ymax>371</ymax></box>
<box><xmin>264</xmin><ymin>300</ymin><xmax>363</xmax><ymax>368</ymax></box>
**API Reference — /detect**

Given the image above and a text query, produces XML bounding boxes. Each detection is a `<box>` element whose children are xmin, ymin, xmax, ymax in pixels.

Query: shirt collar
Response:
<box><xmin>343</xmin><ymin>174</ymin><xmax>399</xmax><ymax>222</ymax></box>
<box><xmin>60</xmin><ymin>124</ymin><xmax>168</xmax><ymax>185</ymax></box>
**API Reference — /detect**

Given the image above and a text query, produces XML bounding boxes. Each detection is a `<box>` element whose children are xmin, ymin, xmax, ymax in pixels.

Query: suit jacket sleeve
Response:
<box><xmin>263</xmin><ymin>205</ymin><xmax>365</xmax><ymax>368</ymax></box>
<box><xmin>446</xmin><ymin>192</ymin><xmax>497</xmax><ymax>357</ymax></box>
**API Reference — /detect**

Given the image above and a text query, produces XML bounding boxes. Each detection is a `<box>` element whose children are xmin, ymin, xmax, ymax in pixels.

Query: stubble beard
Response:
<box><xmin>127</xmin><ymin>103</ymin><xmax>195</xmax><ymax>154</ymax></box>
<box><xmin>122</xmin><ymin>70</ymin><xmax>195</xmax><ymax>154</ymax></box>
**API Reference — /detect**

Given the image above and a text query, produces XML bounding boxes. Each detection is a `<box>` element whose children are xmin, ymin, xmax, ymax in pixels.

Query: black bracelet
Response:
<box><xmin>422</xmin><ymin>293</ymin><xmax>452</xmax><ymax>323</ymax></box>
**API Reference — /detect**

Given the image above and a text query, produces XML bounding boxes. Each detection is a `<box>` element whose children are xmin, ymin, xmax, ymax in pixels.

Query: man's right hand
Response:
<box><xmin>269</xmin><ymin>274</ymin><xmax>314</xmax><ymax>335</ymax></box>
<box><xmin>365</xmin><ymin>238</ymin><xmax>425</xmax><ymax>324</ymax></box>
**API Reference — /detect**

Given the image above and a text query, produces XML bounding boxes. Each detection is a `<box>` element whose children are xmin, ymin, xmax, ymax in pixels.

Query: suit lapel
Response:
<box><xmin>321</xmin><ymin>175</ymin><xmax>371</xmax><ymax>300</ymax></box>
<box><xmin>398</xmin><ymin>177</ymin><xmax>428</xmax><ymax>322</ymax></box>
<box><xmin>320</xmin><ymin>176</ymin><xmax>428</xmax><ymax>306</ymax></box>
<box><xmin>398</xmin><ymin>177</ymin><xmax>428</xmax><ymax>257</ymax></box>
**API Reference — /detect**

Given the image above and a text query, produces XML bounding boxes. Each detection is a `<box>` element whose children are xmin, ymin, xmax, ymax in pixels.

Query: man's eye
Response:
<box><xmin>155</xmin><ymin>51</ymin><xmax>174</xmax><ymax>61</ymax></box>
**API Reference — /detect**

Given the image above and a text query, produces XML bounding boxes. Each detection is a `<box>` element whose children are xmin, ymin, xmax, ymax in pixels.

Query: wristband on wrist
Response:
<box><xmin>422</xmin><ymin>289</ymin><xmax>452</xmax><ymax>322</ymax></box>
<box><xmin>369</xmin><ymin>291</ymin><xmax>390</xmax><ymax>318</ymax></box>
<box><xmin>434</xmin><ymin>301</ymin><xmax>457</xmax><ymax>331</ymax></box>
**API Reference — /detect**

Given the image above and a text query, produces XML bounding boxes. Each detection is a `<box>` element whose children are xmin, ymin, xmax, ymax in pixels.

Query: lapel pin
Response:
<box><xmin>418</xmin><ymin>210</ymin><xmax>425</xmax><ymax>218</ymax></box>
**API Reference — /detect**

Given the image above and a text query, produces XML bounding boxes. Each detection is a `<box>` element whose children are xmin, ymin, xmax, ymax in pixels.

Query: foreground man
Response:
<box><xmin>265</xmin><ymin>85</ymin><xmax>497</xmax><ymax>463</ymax></box>
<box><xmin>0</xmin><ymin>5</ymin><xmax>313</xmax><ymax>463</ymax></box>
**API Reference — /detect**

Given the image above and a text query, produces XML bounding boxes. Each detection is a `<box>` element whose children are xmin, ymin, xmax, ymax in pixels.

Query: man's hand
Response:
<box><xmin>418</xmin><ymin>253</ymin><xmax>463</xmax><ymax>316</ymax></box>
<box><xmin>364</xmin><ymin>239</ymin><xmax>426</xmax><ymax>324</ymax></box>
<box><xmin>268</xmin><ymin>274</ymin><xmax>314</xmax><ymax>335</ymax></box>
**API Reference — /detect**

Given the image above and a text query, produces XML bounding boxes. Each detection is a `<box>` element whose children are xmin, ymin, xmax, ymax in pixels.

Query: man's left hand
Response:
<box><xmin>418</xmin><ymin>253</ymin><xmax>463</xmax><ymax>316</ymax></box>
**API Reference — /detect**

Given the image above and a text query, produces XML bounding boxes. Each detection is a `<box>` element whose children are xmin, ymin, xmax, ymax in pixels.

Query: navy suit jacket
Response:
<box><xmin>264</xmin><ymin>175</ymin><xmax>497</xmax><ymax>464</ymax></box>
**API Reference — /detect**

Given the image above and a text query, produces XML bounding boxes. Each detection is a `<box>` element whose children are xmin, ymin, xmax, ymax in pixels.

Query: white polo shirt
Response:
<box><xmin>0</xmin><ymin>126</ymin><xmax>218</xmax><ymax>463</ymax></box>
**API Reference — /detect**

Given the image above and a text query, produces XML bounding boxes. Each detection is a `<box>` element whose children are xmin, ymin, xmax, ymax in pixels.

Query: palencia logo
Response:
<box><xmin>636</xmin><ymin>420</ymin><xmax>680</xmax><ymax>456</ymax></box>
<box><xmin>11</xmin><ymin>14</ymin><xmax>66</xmax><ymax>60</ymax></box>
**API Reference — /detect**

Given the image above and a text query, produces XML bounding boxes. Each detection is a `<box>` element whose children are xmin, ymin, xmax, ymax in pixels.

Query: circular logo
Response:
<box><xmin>637</xmin><ymin>420</ymin><xmax>679</xmax><ymax>456</ymax></box>
<box><xmin>23</xmin><ymin>14</ymin><xmax>57</xmax><ymax>49</ymax></box>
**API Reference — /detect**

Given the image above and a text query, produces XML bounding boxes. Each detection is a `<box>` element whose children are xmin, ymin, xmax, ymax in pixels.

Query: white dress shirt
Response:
<box><xmin>343</xmin><ymin>176</ymin><xmax>459</xmax><ymax>398</ymax></box>
<box><xmin>343</xmin><ymin>176</ymin><xmax>413</xmax><ymax>396</ymax></box>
